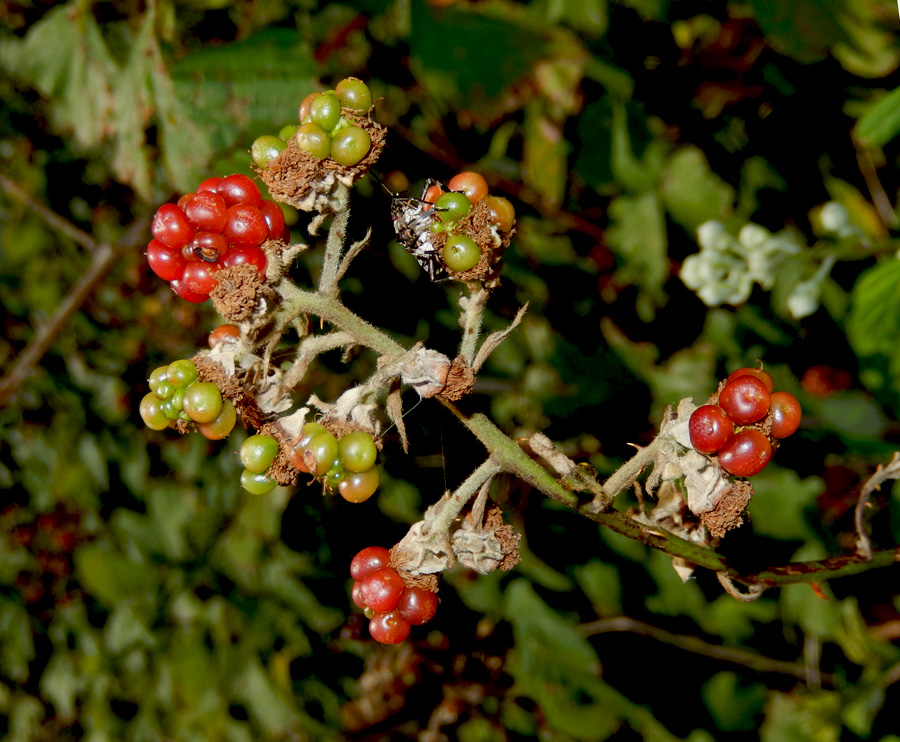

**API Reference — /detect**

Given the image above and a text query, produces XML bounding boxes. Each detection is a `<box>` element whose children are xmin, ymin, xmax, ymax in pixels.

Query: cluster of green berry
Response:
<box><xmin>251</xmin><ymin>78</ymin><xmax>375</xmax><ymax>170</ymax></box>
<box><xmin>689</xmin><ymin>366</ymin><xmax>801</xmax><ymax>477</ymax></box>
<box><xmin>425</xmin><ymin>172</ymin><xmax>515</xmax><ymax>273</ymax></box>
<box><xmin>350</xmin><ymin>546</ymin><xmax>439</xmax><ymax>644</ymax></box>
<box><xmin>139</xmin><ymin>358</ymin><xmax>236</xmax><ymax>440</ymax></box>
<box><xmin>289</xmin><ymin>422</ymin><xmax>380</xmax><ymax>503</ymax></box>
<box><xmin>239</xmin><ymin>434</ymin><xmax>280</xmax><ymax>495</ymax></box>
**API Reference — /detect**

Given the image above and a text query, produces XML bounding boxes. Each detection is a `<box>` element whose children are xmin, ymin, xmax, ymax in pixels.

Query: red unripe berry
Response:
<box><xmin>350</xmin><ymin>546</ymin><xmax>392</xmax><ymax>581</ymax></box>
<box><xmin>147</xmin><ymin>239</ymin><xmax>187</xmax><ymax>281</ymax></box>
<box><xmin>358</xmin><ymin>567</ymin><xmax>405</xmax><ymax>613</ymax></box>
<box><xmin>170</xmin><ymin>278</ymin><xmax>208</xmax><ymax>303</ymax></box>
<box><xmin>689</xmin><ymin>404</ymin><xmax>734</xmax><ymax>454</ymax></box>
<box><xmin>222</xmin><ymin>244</ymin><xmax>267</xmax><ymax>274</ymax></box>
<box><xmin>182</xmin><ymin>261</ymin><xmax>219</xmax><ymax>296</ymax></box>
<box><xmin>770</xmin><ymin>391</ymin><xmax>801</xmax><ymax>438</ymax></box>
<box><xmin>448</xmin><ymin>171</ymin><xmax>489</xmax><ymax>204</ymax></box>
<box><xmin>718</xmin><ymin>429</ymin><xmax>772</xmax><ymax>477</ymax></box>
<box><xmin>725</xmin><ymin>366</ymin><xmax>775</xmax><ymax>392</ymax></box>
<box><xmin>368</xmin><ymin>611</ymin><xmax>411</xmax><ymax>644</ymax></box>
<box><xmin>423</xmin><ymin>183</ymin><xmax>444</xmax><ymax>211</ymax></box>
<box><xmin>259</xmin><ymin>200</ymin><xmax>286</xmax><ymax>241</ymax></box>
<box><xmin>196</xmin><ymin>176</ymin><xmax>222</xmax><ymax>193</ymax></box>
<box><xmin>397</xmin><ymin>586</ymin><xmax>438</xmax><ymax>625</ymax></box>
<box><xmin>190</xmin><ymin>232</ymin><xmax>229</xmax><ymax>263</ymax></box>
<box><xmin>718</xmin><ymin>375</ymin><xmax>771</xmax><ymax>425</ymax></box>
<box><xmin>351</xmin><ymin>580</ymin><xmax>365</xmax><ymax>609</ymax></box>
<box><xmin>209</xmin><ymin>324</ymin><xmax>241</xmax><ymax>349</ymax></box>
<box><xmin>224</xmin><ymin>204</ymin><xmax>269</xmax><ymax>248</ymax></box>
<box><xmin>217</xmin><ymin>174</ymin><xmax>261</xmax><ymax>207</ymax></box>
<box><xmin>183</xmin><ymin>191</ymin><xmax>228</xmax><ymax>232</ymax></box>
<box><xmin>151</xmin><ymin>203</ymin><xmax>195</xmax><ymax>250</ymax></box>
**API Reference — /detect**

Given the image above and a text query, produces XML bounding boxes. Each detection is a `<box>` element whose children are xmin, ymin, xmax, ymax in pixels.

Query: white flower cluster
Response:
<box><xmin>680</xmin><ymin>221</ymin><xmax>802</xmax><ymax>307</ymax></box>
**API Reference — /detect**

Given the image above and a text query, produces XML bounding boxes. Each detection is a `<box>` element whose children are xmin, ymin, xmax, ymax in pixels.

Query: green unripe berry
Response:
<box><xmin>161</xmin><ymin>389</ymin><xmax>186</xmax><ymax>421</ymax></box>
<box><xmin>182</xmin><ymin>381</ymin><xmax>224</xmax><ymax>424</ymax></box>
<box><xmin>240</xmin><ymin>469</ymin><xmax>277</xmax><ymax>495</ymax></box>
<box><xmin>434</xmin><ymin>192</ymin><xmax>471</xmax><ymax>224</ymax></box>
<box><xmin>166</xmin><ymin>359</ymin><xmax>198</xmax><ymax>389</ymax></box>
<box><xmin>279</xmin><ymin>124</ymin><xmax>298</xmax><ymax>140</ymax></box>
<box><xmin>310</xmin><ymin>92</ymin><xmax>342</xmax><ymax>132</ymax></box>
<box><xmin>140</xmin><ymin>392</ymin><xmax>169</xmax><ymax>430</ymax></box>
<box><xmin>240</xmin><ymin>434</ymin><xmax>280</xmax><ymax>474</ymax></box>
<box><xmin>335</xmin><ymin>77</ymin><xmax>373</xmax><ymax>113</ymax></box>
<box><xmin>295</xmin><ymin>122</ymin><xmax>332</xmax><ymax>160</ymax></box>
<box><xmin>306</xmin><ymin>431</ymin><xmax>339</xmax><ymax>476</ymax></box>
<box><xmin>148</xmin><ymin>366</ymin><xmax>168</xmax><ymax>393</ymax></box>
<box><xmin>338</xmin><ymin>431</ymin><xmax>378</xmax><ymax>472</ymax></box>
<box><xmin>442</xmin><ymin>234</ymin><xmax>482</xmax><ymax>272</ymax></box>
<box><xmin>198</xmin><ymin>398</ymin><xmax>236</xmax><ymax>440</ymax></box>
<box><xmin>325</xmin><ymin>459</ymin><xmax>345</xmax><ymax>488</ymax></box>
<box><xmin>154</xmin><ymin>380</ymin><xmax>174</xmax><ymax>401</ymax></box>
<box><xmin>251</xmin><ymin>135</ymin><xmax>287</xmax><ymax>167</ymax></box>
<box><xmin>330</xmin><ymin>126</ymin><xmax>371</xmax><ymax>166</ymax></box>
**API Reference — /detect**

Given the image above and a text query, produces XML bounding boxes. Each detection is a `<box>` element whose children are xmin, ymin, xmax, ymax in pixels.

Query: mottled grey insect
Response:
<box><xmin>390</xmin><ymin>178</ymin><xmax>445</xmax><ymax>281</ymax></box>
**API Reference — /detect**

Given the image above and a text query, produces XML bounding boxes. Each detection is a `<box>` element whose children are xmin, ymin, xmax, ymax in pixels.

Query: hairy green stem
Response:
<box><xmin>318</xmin><ymin>184</ymin><xmax>352</xmax><ymax>297</ymax></box>
<box><xmin>276</xmin><ymin>283</ymin><xmax>405</xmax><ymax>358</ymax></box>
<box><xmin>428</xmin><ymin>458</ymin><xmax>502</xmax><ymax>535</ymax></box>
<box><xmin>458</xmin><ymin>283</ymin><xmax>488</xmax><ymax>366</ymax></box>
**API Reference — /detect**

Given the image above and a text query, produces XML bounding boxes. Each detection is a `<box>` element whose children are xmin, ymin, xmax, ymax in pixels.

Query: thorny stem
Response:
<box><xmin>427</xmin><ymin>458</ymin><xmax>502</xmax><ymax>537</ymax></box>
<box><xmin>439</xmin><ymin>402</ymin><xmax>900</xmax><ymax>592</ymax></box>
<box><xmin>318</xmin><ymin>183</ymin><xmax>352</xmax><ymax>297</ymax></box>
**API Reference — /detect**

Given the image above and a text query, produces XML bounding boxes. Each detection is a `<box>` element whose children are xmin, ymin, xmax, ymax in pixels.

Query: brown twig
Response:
<box><xmin>0</xmin><ymin>172</ymin><xmax>99</xmax><ymax>252</ymax></box>
<box><xmin>0</xmin><ymin>214</ymin><xmax>151</xmax><ymax>407</ymax></box>
<box><xmin>579</xmin><ymin>615</ymin><xmax>835</xmax><ymax>686</ymax></box>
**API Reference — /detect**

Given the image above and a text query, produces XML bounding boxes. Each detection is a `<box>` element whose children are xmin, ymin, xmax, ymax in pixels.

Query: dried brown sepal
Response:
<box><xmin>191</xmin><ymin>354</ymin><xmax>269</xmax><ymax>431</ymax></box>
<box><xmin>258</xmin><ymin>420</ymin><xmax>301</xmax><ymax>486</ymax></box>
<box><xmin>699</xmin><ymin>479</ymin><xmax>754</xmax><ymax>538</ymax></box>
<box><xmin>429</xmin><ymin>201</ymin><xmax>514</xmax><ymax>288</ymax></box>
<box><xmin>389</xmin><ymin>544</ymin><xmax>441</xmax><ymax>592</ymax></box>
<box><xmin>451</xmin><ymin>507</ymin><xmax>521</xmax><ymax>574</ymax></box>
<box><xmin>436</xmin><ymin>355</ymin><xmax>476</xmax><ymax>401</ymax></box>
<box><xmin>257</xmin><ymin>115</ymin><xmax>387</xmax><ymax>212</ymax></box>
<box><xmin>209</xmin><ymin>264</ymin><xmax>275</xmax><ymax>323</ymax></box>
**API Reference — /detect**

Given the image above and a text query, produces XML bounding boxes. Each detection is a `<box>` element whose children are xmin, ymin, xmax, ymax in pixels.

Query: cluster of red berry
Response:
<box><xmin>147</xmin><ymin>174</ymin><xmax>285</xmax><ymax>303</ymax></box>
<box><xmin>350</xmin><ymin>547</ymin><xmax>438</xmax><ymax>644</ymax></box>
<box><xmin>139</xmin><ymin>358</ymin><xmax>236</xmax><ymax>440</ymax></box>
<box><xmin>689</xmin><ymin>366</ymin><xmax>801</xmax><ymax>477</ymax></box>
<box><xmin>425</xmin><ymin>172</ymin><xmax>515</xmax><ymax>273</ymax></box>
<box><xmin>290</xmin><ymin>422</ymin><xmax>380</xmax><ymax>503</ymax></box>
<box><xmin>251</xmin><ymin>78</ymin><xmax>376</xmax><ymax>169</ymax></box>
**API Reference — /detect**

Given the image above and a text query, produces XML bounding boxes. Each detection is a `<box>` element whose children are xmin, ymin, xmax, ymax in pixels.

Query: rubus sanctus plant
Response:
<box><xmin>135</xmin><ymin>79</ymin><xmax>900</xmax><ymax>647</ymax></box>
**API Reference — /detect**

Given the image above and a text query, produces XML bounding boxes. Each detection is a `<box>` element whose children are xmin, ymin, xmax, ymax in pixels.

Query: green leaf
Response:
<box><xmin>523</xmin><ymin>101</ymin><xmax>568</xmax><ymax>209</ymax></box>
<box><xmin>760</xmin><ymin>690</ymin><xmax>841</xmax><ymax>742</ymax></box>
<box><xmin>746</xmin><ymin>466</ymin><xmax>823</xmax><ymax>542</ymax></box>
<box><xmin>233</xmin><ymin>658</ymin><xmax>300</xmax><ymax>735</ymax></box>
<box><xmin>0</xmin><ymin>600</ymin><xmax>35</xmax><ymax>683</ymax></box>
<box><xmin>409</xmin><ymin>4</ymin><xmax>549</xmax><ymax>100</ymax></box>
<box><xmin>74</xmin><ymin>543</ymin><xmax>159</xmax><ymax>607</ymax></box>
<box><xmin>855</xmin><ymin>86</ymin><xmax>900</xmax><ymax>148</ymax></box>
<box><xmin>504</xmin><ymin>580</ymin><xmax>618</xmax><ymax>741</ymax></box>
<box><xmin>573</xmin><ymin>559</ymin><xmax>622</xmax><ymax>617</ymax></box>
<box><xmin>39</xmin><ymin>652</ymin><xmax>80</xmax><ymax>721</ymax></box>
<box><xmin>605</xmin><ymin>190</ymin><xmax>668</xmax><ymax>321</ymax></box>
<box><xmin>702</xmin><ymin>672</ymin><xmax>767</xmax><ymax>732</ymax></box>
<box><xmin>660</xmin><ymin>146</ymin><xmax>734</xmax><ymax>231</ymax></box>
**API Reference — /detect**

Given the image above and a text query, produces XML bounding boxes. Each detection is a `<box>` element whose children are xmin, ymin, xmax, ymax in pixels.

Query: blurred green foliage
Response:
<box><xmin>5</xmin><ymin>0</ymin><xmax>900</xmax><ymax>740</ymax></box>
